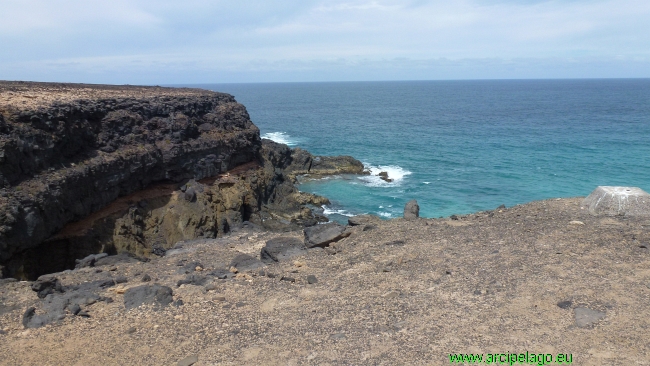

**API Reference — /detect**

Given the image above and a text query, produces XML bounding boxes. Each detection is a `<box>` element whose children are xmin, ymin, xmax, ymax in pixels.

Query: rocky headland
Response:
<box><xmin>1</xmin><ymin>82</ymin><xmax>649</xmax><ymax>365</ymax></box>
<box><xmin>0</xmin><ymin>81</ymin><xmax>364</xmax><ymax>280</ymax></box>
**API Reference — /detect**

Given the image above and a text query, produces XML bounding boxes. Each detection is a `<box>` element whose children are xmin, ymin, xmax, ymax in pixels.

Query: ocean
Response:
<box><xmin>185</xmin><ymin>80</ymin><xmax>650</xmax><ymax>223</ymax></box>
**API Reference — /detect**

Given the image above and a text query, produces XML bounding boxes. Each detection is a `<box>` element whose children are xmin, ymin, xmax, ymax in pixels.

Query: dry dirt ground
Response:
<box><xmin>0</xmin><ymin>81</ymin><xmax>214</xmax><ymax>111</ymax></box>
<box><xmin>1</xmin><ymin>198</ymin><xmax>650</xmax><ymax>365</ymax></box>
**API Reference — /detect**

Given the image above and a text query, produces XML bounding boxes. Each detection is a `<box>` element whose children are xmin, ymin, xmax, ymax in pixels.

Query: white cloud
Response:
<box><xmin>0</xmin><ymin>0</ymin><xmax>648</xmax><ymax>82</ymax></box>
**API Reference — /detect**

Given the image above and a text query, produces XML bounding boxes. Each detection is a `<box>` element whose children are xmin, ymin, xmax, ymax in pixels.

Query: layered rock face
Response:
<box><xmin>0</xmin><ymin>82</ymin><xmax>364</xmax><ymax>279</ymax></box>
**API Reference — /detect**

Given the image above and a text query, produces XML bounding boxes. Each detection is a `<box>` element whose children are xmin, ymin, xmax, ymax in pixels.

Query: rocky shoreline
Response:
<box><xmin>1</xmin><ymin>82</ymin><xmax>650</xmax><ymax>365</ymax></box>
<box><xmin>0</xmin><ymin>81</ymin><xmax>364</xmax><ymax>280</ymax></box>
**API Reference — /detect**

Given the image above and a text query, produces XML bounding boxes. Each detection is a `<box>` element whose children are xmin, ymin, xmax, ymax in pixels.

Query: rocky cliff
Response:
<box><xmin>0</xmin><ymin>81</ymin><xmax>364</xmax><ymax>279</ymax></box>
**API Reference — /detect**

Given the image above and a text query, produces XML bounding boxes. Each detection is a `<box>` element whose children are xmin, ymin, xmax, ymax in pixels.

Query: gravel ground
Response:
<box><xmin>1</xmin><ymin>197</ymin><xmax>649</xmax><ymax>365</ymax></box>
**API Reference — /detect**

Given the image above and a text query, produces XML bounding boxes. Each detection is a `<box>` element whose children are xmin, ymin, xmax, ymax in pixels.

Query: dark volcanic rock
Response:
<box><xmin>403</xmin><ymin>200</ymin><xmax>420</xmax><ymax>220</ymax></box>
<box><xmin>304</xmin><ymin>223</ymin><xmax>349</xmax><ymax>248</ymax></box>
<box><xmin>260</xmin><ymin>237</ymin><xmax>306</xmax><ymax>263</ymax></box>
<box><xmin>306</xmin><ymin>275</ymin><xmax>318</xmax><ymax>284</ymax></box>
<box><xmin>0</xmin><ymin>82</ymin><xmax>260</xmax><ymax>275</ymax></box>
<box><xmin>0</xmin><ymin>82</ymin><xmax>365</xmax><ymax>281</ymax></box>
<box><xmin>95</xmin><ymin>253</ymin><xmax>146</xmax><ymax>267</ymax></box>
<box><xmin>348</xmin><ymin>214</ymin><xmax>381</xmax><ymax>226</ymax></box>
<box><xmin>285</xmin><ymin>147</ymin><xmax>365</xmax><ymax>176</ymax></box>
<box><xmin>75</xmin><ymin>253</ymin><xmax>109</xmax><ymax>269</ymax></box>
<box><xmin>31</xmin><ymin>276</ymin><xmax>64</xmax><ymax>299</ymax></box>
<box><xmin>124</xmin><ymin>284</ymin><xmax>174</xmax><ymax>310</ymax></box>
<box><xmin>229</xmin><ymin>254</ymin><xmax>265</xmax><ymax>272</ymax></box>
<box><xmin>23</xmin><ymin>278</ymin><xmax>115</xmax><ymax>328</ymax></box>
<box><xmin>177</xmin><ymin>274</ymin><xmax>208</xmax><ymax>287</ymax></box>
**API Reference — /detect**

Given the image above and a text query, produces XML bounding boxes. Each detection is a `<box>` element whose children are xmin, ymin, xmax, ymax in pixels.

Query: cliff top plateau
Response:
<box><xmin>0</xmin><ymin>81</ymin><xmax>216</xmax><ymax>110</ymax></box>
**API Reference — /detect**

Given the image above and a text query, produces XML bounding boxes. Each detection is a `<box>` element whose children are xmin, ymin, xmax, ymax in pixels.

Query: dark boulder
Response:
<box><xmin>184</xmin><ymin>187</ymin><xmax>196</xmax><ymax>202</ymax></box>
<box><xmin>229</xmin><ymin>254</ymin><xmax>265</xmax><ymax>272</ymax></box>
<box><xmin>304</xmin><ymin>223</ymin><xmax>350</xmax><ymax>248</ymax></box>
<box><xmin>260</xmin><ymin>237</ymin><xmax>306</xmax><ymax>264</ymax></box>
<box><xmin>177</xmin><ymin>275</ymin><xmax>208</xmax><ymax>287</ymax></box>
<box><xmin>31</xmin><ymin>276</ymin><xmax>64</xmax><ymax>299</ymax></box>
<box><xmin>403</xmin><ymin>200</ymin><xmax>420</xmax><ymax>220</ymax></box>
<box><xmin>124</xmin><ymin>284</ymin><xmax>174</xmax><ymax>310</ymax></box>
<box><xmin>348</xmin><ymin>214</ymin><xmax>381</xmax><ymax>226</ymax></box>
<box><xmin>75</xmin><ymin>253</ymin><xmax>109</xmax><ymax>269</ymax></box>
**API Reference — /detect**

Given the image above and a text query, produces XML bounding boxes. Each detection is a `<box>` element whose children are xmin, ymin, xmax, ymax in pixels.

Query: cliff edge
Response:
<box><xmin>0</xmin><ymin>81</ymin><xmax>364</xmax><ymax>279</ymax></box>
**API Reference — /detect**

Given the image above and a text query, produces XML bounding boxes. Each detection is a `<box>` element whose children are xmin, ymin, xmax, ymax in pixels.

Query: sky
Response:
<box><xmin>1</xmin><ymin>0</ymin><xmax>649</xmax><ymax>84</ymax></box>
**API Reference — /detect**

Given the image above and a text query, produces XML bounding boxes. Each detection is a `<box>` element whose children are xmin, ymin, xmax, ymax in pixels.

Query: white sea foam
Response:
<box><xmin>423</xmin><ymin>182</ymin><xmax>431</xmax><ymax>185</ymax></box>
<box><xmin>378</xmin><ymin>212</ymin><xmax>392</xmax><ymax>218</ymax></box>
<box><xmin>322</xmin><ymin>206</ymin><xmax>355</xmax><ymax>217</ymax></box>
<box><xmin>261</xmin><ymin>132</ymin><xmax>298</xmax><ymax>146</ymax></box>
<box><xmin>358</xmin><ymin>162</ymin><xmax>412</xmax><ymax>187</ymax></box>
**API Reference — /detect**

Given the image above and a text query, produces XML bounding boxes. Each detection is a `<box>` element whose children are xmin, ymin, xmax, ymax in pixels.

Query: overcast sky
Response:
<box><xmin>1</xmin><ymin>0</ymin><xmax>649</xmax><ymax>84</ymax></box>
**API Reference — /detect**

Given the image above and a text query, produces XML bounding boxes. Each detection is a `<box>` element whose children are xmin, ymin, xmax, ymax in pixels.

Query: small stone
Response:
<box><xmin>177</xmin><ymin>354</ymin><xmax>198</xmax><ymax>366</ymax></box>
<box><xmin>77</xmin><ymin>311</ymin><xmax>90</xmax><ymax>318</ymax></box>
<box><xmin>382</xmin><ymin>291</ymin><xmax>400</xmax><ymax>299</ymax></box>
<box><xmin>306</xmin><ymin>275</ymin><xmax>318</xmax><ymax>284</ymax></box>
<box><xmin>382</xmin><ymin>267</ymin><xmax>392</xmax><ymax>272</ymax></box>
<box><xmin>204</xmin><ymin>282</ymin><xmax>219</xmax><ymax>292</ymax></box>
<box><xmin>213</xmin><ymin>295</ymin><xmax>226</xmax><ymax>302</ymax></box>
<box><xmin>174</xmin><ymin>299</ymin><xmax>184</xmax><ymax>307</ymax></box>
<box><xmin>195</xmin><ymin>266</ymin><xmax>203</xmax><ymax>271</ymax></box>
<box><xmin>557</xmin><ymin>300</ymin><xmax>572</xmax><ymax>309</ymax></box>
<box><xmin>115</xmin><ymin>276</ymin><xmax>128</xmax><ymax>284</ymax></box>
<box><xmin>574</xmin><ymin>307</ymin><xmax>606</xmax><ymax>328</ymax></box>
<box><xmin>569</xmin><ymin>221</ymin><xmax>585</xmax><ymax>225</ymax></box>
<box><xmin>126</xmin><ymin>327</ymin><xmax>137</xmax><ymax>334</ymax></box>
<box><xmin>330</xmin><ymin>333</ymin><xmax>346</xmax><ymax>340</ymax></box>
<box><xmin>450</xmin><ymin>214</ymin><xmax>459</xmax><ymax>220</ymax></box>
<box><xmin>69</xmin><ymin>304</ymin><xmax>81</xmax><ymax>315</ymax></box>
<box><xmin>141</xmin><ymin>274</ymin><xmax>151</xmax><ymax>282</ymax></box>
<box><xmin>0</xmin><ymin>329</ymin><xmax>7</xmax><ymax>335</ymax></box>
<box><xmin>280</xmin><ymin>276</ymin><xmax>296</xmax><ymax>283</ymax></box>
<box><xmin>109</xmin><ymin>267</ymin><xmax>117</xmax><ymax>272</ymax></box>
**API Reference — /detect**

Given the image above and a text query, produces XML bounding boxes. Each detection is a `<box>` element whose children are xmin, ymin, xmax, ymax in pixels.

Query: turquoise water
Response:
<box><xmin>189</xmin><ymin>80</ymin><xmax>650</xmax><ymax>223</ymax></box>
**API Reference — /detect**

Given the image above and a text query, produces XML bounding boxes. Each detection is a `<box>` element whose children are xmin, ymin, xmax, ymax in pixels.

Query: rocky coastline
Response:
<box><xmin>1</xmin><ymin>82</ymin><xmax>649</xmax><ymax>365</ymax></box>
<box><xmin>0</xmin><ymin>81</ymin><xmax>364</xmax><ymax>280</ymax></box>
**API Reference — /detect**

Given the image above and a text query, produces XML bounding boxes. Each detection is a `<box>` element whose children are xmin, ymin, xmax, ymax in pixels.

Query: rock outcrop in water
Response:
<box><xmin>0</xmin><ymin>81</ymin><xmax>365</xmax><ymax>279</ymax></box>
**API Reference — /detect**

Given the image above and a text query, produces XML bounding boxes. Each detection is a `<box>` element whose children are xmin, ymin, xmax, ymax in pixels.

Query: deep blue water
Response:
<box><xmin>184</xmin><ymin>80</ymin><xmax>650</xmax><ymax>223</ymax></box>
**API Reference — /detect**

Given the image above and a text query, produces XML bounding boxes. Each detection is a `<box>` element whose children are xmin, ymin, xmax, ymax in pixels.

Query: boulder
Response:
<box><xmin>260</xmin><ymin>237</ymin><xmax>306</xmax><ymax>263</ymax></box>
<box><xmin>31</xmin><ymin>276</ymin><xmax>64</xmax><ymax>299</ymax></box>
<box><xmin>403</xmin><ymin>200</ymin><xmax>420</xmax><ymax>220</ymax></box>
<box><xmin>229</xmin><ymin>254</ymin><xmax>265</xmax><ymax>272</ymax></box>
<box><xmin>582</xmin><ymin>186</ymin><xmax>650</xmax><ymax>216</ymax></box>
<box><xmin>75</xmin><ymin>253</ymin><xmax>109</xmax><ymax>269</ymax></box>
<box><xmin>304</xmin><ymin>223</ymin><xmax>349</xmax><ymax>248</ymax></box>
<box><xmin>183</xmin><ymin>187</ymin><xmax>196</xmax><ymax>202</ymax></box>
<box><xmin>378</xmin><ymin>171</ymin><xmax>393</xmax><ymax>182</ymax></box>
<box><xmin>348</xmin><ymin>214</ymin><xmax>382</xmax><ymax>226</ymax></box>
<box><xmin>123</xmin><ymin>284</ymin><xmax>174</xmax><ymax>310</ymax></box>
